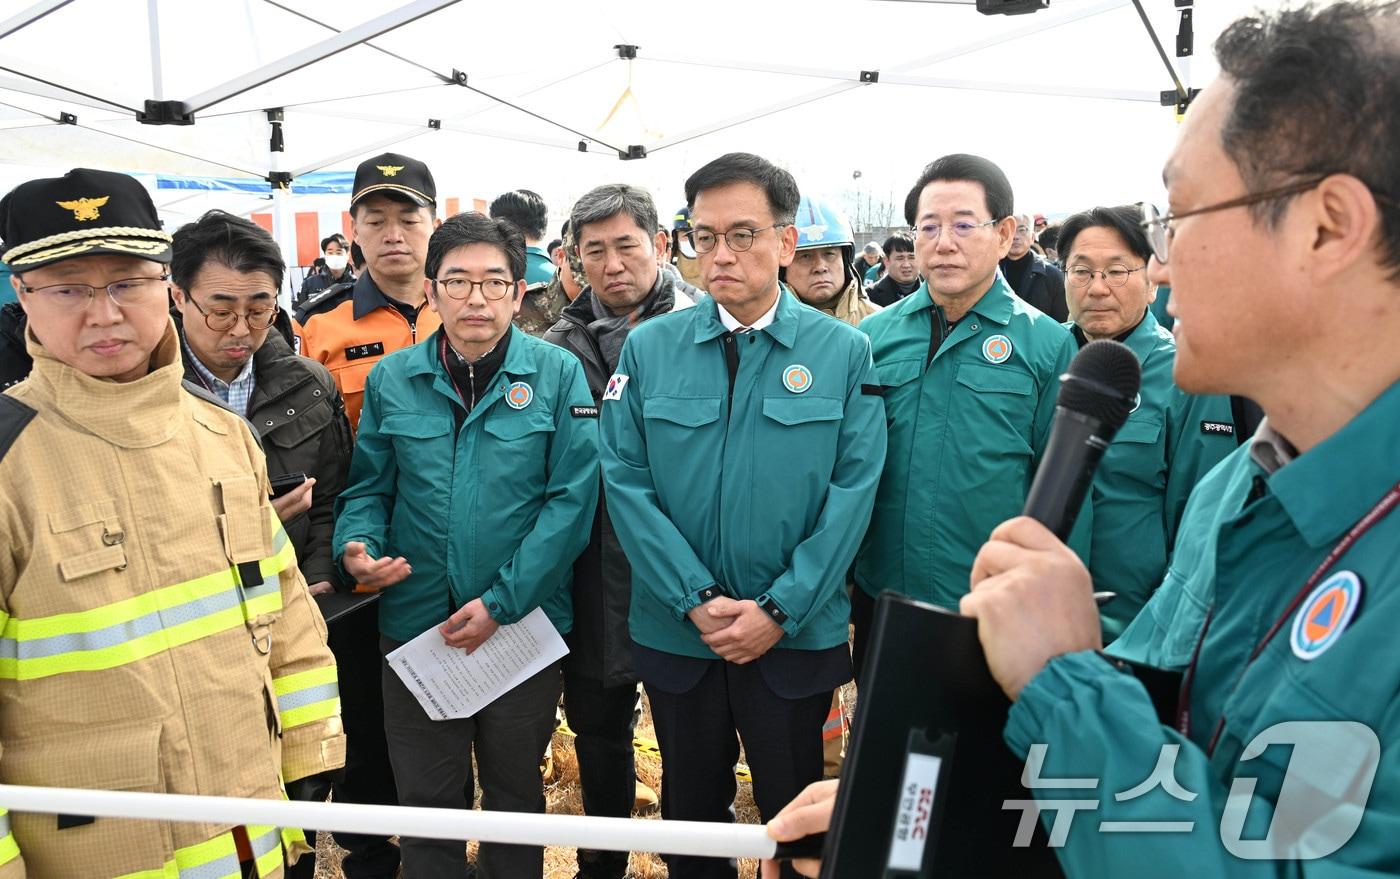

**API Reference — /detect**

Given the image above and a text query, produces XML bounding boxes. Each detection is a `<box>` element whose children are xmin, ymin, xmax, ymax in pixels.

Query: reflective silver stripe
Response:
<box><xmin>276</xmin><ymin>682</ymin><xmax>339</xmax><ymax>713</ymax></box>
<box><xmin>250</xmin><ymin>825</ymin><xmax>281</xmax><ymax>860</ymax></box>
<box><xmin>0</xmin><ymin>590</ymin><xmax>241</xmax><ymax>661</ymax></box>
<box><xmin>179</xmin><ymin>851</ymin><xmax>241</xmax><ymax>879</ymax></box>
<box><xmin>0</xmin><ymin>810</ymin><xmax>9</xmax><ymax>835</ymax></box>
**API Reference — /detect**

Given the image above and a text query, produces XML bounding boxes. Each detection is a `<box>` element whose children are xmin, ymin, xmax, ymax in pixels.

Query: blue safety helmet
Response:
<box><xmin>785</xmin><ymin>195</ymin><xmax>856</xmax><ymax>287</ymax></box>
<box><xmin>672</xmin><ymin>205</ymin><xmax>697</xmax><ymax>258</ymax></box>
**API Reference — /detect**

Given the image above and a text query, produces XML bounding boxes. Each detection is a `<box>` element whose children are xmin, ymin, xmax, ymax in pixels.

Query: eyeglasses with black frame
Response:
<box><xmin>910</xmin><ymin>218</ymin><xmax>999</xmax><ymax>242</ymax></box>
<box><xmin>184</xmin><ymin>294</ymin><xmax>280</xmax><ymax>332</ymax></box>
<box><xmin>1066</xmin><ymin>265</ymin><xmax>1148</xmax><ymax>288</ymax></box>
<box><xmin>1138</xmin><ymin>174</ymin><xmax>1400</xmax><ymax>265</ymax></box>
<box><xmin>686</xmin><ymin>224</ymin><xmax>785</xmax><ymax>254</ymax></box>
<box><xmin>19</xmin><ymin>274</ymin><xmax>169</xmax><ymax>309</ymax></box>
<box><xmin>433</xmin><ymin>277</ymin><xmax>514</xmax><ymax>301</ymax></box>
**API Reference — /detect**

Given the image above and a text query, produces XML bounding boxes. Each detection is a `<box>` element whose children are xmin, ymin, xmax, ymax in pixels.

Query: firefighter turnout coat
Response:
<box><xmin>0</xmin><ymin>320</ymin><xmax>346</xmax><ymax>879</ymax></box>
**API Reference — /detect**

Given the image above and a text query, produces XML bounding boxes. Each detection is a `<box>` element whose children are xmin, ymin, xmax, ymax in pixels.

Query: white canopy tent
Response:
<box><xmin>0</xmin><ymin>0</ymin><xmax>1269</xmax><ymax>280</ymax></box>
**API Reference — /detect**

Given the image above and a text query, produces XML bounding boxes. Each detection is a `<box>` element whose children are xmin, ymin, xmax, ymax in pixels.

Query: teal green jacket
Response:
<box><xmin>1073</xmin><ymin>311</ymin><xmax>1237</xmax><ymax>642</ymax></box>
<box><xmin>333</xmin><ymin>326</ymin><xmax>599</xmax><ymax>642</ymax></box>
<box><xmin>600</xmin><ymin>289</ymin><xmax>887</xmax><ymax>659</ymax></box>
<box><xmin>854</xmin><ymin>274</ymin><xmax>1084</xmax><ymax>609</ymax></box>
<box><xmin>525</xmin><ymin>245</ymin><xmax>554</xmax><ymax>287</ymax></box>
<box><xmin>1007</xmin><ymin>376</ymin><xmax>1400</xmax><ymax>876</ymax></box>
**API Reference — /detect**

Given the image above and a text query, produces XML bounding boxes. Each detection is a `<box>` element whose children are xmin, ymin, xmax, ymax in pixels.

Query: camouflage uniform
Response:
<box><xmin>514</xmin><ymin>278</ymin><xmax>570</xmax><ymax>337</ymax></box>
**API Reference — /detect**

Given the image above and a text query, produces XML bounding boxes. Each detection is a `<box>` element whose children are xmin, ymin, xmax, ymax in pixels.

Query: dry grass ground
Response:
<box><xmin>314</xmin><ymin>681</ymin><xmax>857</xmax><ymax>879</ymax></box>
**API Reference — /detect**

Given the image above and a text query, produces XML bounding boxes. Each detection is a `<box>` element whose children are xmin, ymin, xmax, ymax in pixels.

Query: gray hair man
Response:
<box><xmin>543</xmin><ymin>183</ymin><xmax>699</xmax><ymax>879</ymax></box>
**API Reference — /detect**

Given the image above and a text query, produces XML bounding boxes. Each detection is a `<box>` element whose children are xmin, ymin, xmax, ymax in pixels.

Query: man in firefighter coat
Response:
<box><xmin>0</xmin><ymin>169</ymin><xmax>345</xmax><ymax>878</ymax></box>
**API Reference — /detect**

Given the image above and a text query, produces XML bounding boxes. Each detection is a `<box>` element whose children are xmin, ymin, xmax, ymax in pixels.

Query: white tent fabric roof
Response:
<box><xmin>0</xmin><ymin>0</ymin><xmax>1268</xmax><ymax>243</ymax></box>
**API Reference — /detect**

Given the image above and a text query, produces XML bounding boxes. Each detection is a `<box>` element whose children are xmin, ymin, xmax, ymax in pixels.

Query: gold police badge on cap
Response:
<box><xmin>55</xmin><ymin>196</ymin><xmax>109</xmax><ymax>222</ymax></box>
<box><xmin>377</xmin><ymin>165</ymin><xmax>405</xmax><ymax>177</ymax></box>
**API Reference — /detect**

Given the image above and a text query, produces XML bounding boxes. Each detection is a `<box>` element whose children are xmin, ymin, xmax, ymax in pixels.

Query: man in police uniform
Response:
<box><xmin>0</xmin><ymin>168</ymin><xmax>344</xmax><ymax>878</ymax></box>
<box><xmin>601</xmin><ymin>152</ymin><xmax>886</xmax><ymax>879</ymax></box>
<box><xmin>851</xmin><ymin>154</ymin><xmax>1081</xmax><ymax>678</ymax></box>
<box><xmin>294</xmin><ymin>152</ymin><xmax>442</xmax><ymax>432</ymax></box>
<box><xmin>780</xmin><ymin>194</ymin><xmax>879</xmax><ymax>328</ymax></box>
<box><xmin>1055</xmin><ymin>205</ymin><xmax>1236</xmax><ymax>642</ymax></box>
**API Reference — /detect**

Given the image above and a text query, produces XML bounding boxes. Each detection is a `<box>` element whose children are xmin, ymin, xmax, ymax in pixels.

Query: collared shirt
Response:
<box><xmin>182</xmin><ymin>337</ymin><xmax>256</xmax><ymax>415</ymax></box>
<box><xmin>1009</xmin><ymin>374</ymin><xmax>1400</xmax><ymax>877</ymax></box>
<box><xmin>1248</xmin><ymin>417</ymin><xmax>1298</xmax><ymax>474</ymax></box>
<box><xmin>716</xmin><ymin>290</ymin><xmax>781</xmax><ymax>333</ymax></box>
<box><xmin>855</xmin><ymin>274</ymin><xmax>1082</xmax><ymax>610</ymax></box>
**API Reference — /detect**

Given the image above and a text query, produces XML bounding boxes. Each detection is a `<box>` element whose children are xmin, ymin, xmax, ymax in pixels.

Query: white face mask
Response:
<box><xmin>324</xmin><ymin>253</ymin><xmax>349</xmax><ymax>272</ymax></box>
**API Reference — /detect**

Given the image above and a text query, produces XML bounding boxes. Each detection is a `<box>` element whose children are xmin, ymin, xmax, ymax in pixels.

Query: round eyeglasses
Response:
<box><xmin>433</xmin><ymin>277</ymin><xmax>514</xmax><ymax>301</ymax></box>
<box><xmin>1065</xmin><ymin>265</ymin><xmax>1148</xmax><ymax>288</ymax></box>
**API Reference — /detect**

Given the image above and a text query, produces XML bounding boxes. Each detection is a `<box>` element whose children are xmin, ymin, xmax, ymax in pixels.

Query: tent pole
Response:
<box><xmin>0</xmin><ymin>0</ymin><xmax>73</xmax><ymax>42</ymax></box>
<box><xmin>147</xmin><ymin>0</ymin><xmax>164</xmax><ymax>101</ymax></box>
<box><xmin>181</xmin><ymin>0</ymin><xmax>461</xmax><ymax>115</ymax></box>
<box><xmin>267</xmin><ymin>111</ymin><xmax>298</xmax><ymax>310</ymax></box>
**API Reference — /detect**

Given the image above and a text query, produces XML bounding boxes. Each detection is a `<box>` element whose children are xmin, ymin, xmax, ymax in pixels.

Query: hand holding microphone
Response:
<box><xmin>961</xmin><ymin>340</ymin><xmax>1141</xmax><ymax>700</ymax></box>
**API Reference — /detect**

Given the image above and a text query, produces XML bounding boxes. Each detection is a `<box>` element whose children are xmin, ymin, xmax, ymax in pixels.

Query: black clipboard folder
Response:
<box><xmin>820</xmin><ymin>591</ymin><xmax>1182</xmax><ymax>878</ymax></box>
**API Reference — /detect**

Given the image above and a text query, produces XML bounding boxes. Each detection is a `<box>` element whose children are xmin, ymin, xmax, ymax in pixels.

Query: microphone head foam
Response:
<box><xmin>1057</xmin><ymin>339</ymin><xmax>1142</xmax><ymax>435</ymax></box>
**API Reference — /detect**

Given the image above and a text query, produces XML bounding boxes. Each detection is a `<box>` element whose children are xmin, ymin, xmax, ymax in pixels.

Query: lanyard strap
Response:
<box><xmin>1175</xmin><ymin>478</ymin><xmax>1400</xmax><ymax>755</ymax></box>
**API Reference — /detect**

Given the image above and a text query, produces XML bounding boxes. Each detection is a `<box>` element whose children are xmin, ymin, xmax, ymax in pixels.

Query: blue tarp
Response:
<box><xmin>154</xmin><ymin>170</ymin><xmax>353</xmax><ymax>195</ymax></box>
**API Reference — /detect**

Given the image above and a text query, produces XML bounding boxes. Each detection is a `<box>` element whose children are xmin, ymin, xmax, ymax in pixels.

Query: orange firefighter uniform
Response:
<box><xmin>293</xmin><ymin>274</ymin><xmax>440</xmax><ymax>433</ymax></box>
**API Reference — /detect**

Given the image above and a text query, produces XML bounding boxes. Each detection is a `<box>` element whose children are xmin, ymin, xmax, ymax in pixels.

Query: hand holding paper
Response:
<box><xmin>388</xmin><ymin>607</ymin><xmax>569</xmax><ymax>720</ymax></box>
<box><xmin>440</xmin><ymin>597</ymin><xmax>500</xmax><ymax>653</ymax></box>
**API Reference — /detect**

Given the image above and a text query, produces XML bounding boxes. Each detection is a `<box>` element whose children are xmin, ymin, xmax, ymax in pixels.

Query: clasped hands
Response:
<box><xmin>689</xmin><ymin>596</ymin><xmax>784</xmax><ymax>664</ymax></box>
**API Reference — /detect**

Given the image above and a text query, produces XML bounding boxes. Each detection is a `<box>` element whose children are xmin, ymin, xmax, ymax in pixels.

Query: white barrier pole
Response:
<box><xmin>0</xmin><ymin>785</ymin><xmax>778</xmax><ymax>860</ymax></box>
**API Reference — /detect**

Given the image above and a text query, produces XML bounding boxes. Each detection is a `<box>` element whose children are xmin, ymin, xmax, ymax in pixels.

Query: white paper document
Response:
<box><xmin>387</xmin><ymin>607</ymin><xmax>569</xmax><ymax>720</ymax></box>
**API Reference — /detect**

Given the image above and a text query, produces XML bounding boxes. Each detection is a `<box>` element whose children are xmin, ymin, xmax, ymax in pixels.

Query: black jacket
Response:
<box><xmin>1001</xmin><ymin>252</ymin><xmax>1068</xmax><ymax>322</ymax></box>
<box><xmin>175</xmin><ymin>313</ymin><xmax>354</xmax><ymax>588</ymax></box>
<box><xmin>0</xmin><ymin>303</ymin><xmax>27</xmax><ymax>392</ymax></box>
<box><xmin>297</xmin><ymin>267</ymin><xmax>355</xmax><ymax>305</ymax></box>
<box><xmin>543</xmin><ymin>269</ymin><xmax>699</xmax><ymax>686</ymax></box>
<box><xmin>868</xmin><ymin>274</ymin><xmax>920</xmax><ymax>308</ymax></box>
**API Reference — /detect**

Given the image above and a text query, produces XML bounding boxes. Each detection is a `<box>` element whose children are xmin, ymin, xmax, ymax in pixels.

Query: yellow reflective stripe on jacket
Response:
<box><xmin>111</xmin><ymin>824</ymin><xmax>293</xmax><ymax>879</ymax></box>
<box><xmin>238</xmin><ymin>532</ymin><xmax>296</xmax><ymax>619</ymax></box>
<box><xmin>0</xmin><ymin>809</ymin><xmax>17</xmax><ymax>866</ymax></box>
<box><xmin>272</xmin><ymin>664</ymin><xmax>340</xmax><ymax>730</ymax></box>
<box><xmin>249</xmin><ymin>824</ymin><xmax>284</xmax><ymax>878</ymax></box>
<box><xmin>0</xmin><ymin>527</ymin><xmax>294</xmax><ymax>682</ymax></box>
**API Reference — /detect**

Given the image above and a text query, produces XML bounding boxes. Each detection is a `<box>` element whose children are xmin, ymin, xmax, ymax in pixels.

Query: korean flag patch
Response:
<box><xmin>603</xmin><ymin>374</ymin><xmax>630</xmax><ymax>402</ymax></box>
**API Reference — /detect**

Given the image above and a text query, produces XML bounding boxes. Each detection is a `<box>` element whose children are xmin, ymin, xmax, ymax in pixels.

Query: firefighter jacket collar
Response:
<box><xmin>24</xmin><ymin>316</ymin><xmax>186</xmax><ymax>449</ymax></box>
<box><xmin>350</xmin><ymin>270</ymin><xmax>422</xmax><ymax>321</ymax></box>
<box><xmin>903</xmin><ymin>271</ymin><xmax>1018</xmax><ymax>327</ymax></box>
<box><xmin>690</xmin><ymin>285</ymin><xmax>800</xmax><ymax>349</ymax></box>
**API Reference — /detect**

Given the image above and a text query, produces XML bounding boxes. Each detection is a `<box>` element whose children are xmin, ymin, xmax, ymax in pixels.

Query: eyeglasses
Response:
<box><xmin>433</xmin><ymin>277</ymin><xmax>514</xmax><ymax>301</ymax></box>
<box><xmin>1066</xmin><ymin>265</ymin><xmax>1148</xmax><ymax>288</ymax></box>
<box><xmin>1140</xmin><ymin>176</ymin><xmax>1330</xmax><ymax>264</ymax></box>
<box><xmin>911</xmin><ymin>219</ymin><xmax>998</xmax><ymax>242</ymax></box>
<box><xmin>19</xmin><ymin>274</ymin><xmax>169</xmax><ymax>309</ymax></box>
<box><xmin>686</xmin><ymin>224</ymin><xmax>785</xmax><ymax>254</ymax></box>
<box><xmin>185</xmin><ymin>294</ymin><xmax>279</xmax><ymax>332</ymax></box>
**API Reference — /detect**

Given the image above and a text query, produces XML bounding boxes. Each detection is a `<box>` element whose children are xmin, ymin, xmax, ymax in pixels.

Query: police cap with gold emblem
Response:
<box><xmin>0</xmin><ymin>168</ymin><xmax>172</xmax><ymax>271</ymax></box>
<box><xmin>351</xmin><ymin>152</ymin><xmax>436</xmax><ymax>210</ymax></box>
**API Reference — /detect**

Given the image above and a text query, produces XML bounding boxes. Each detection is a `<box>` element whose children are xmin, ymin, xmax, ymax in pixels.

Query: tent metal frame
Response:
<box><xmin>0</xmin><ymin>0</ymin><xmax>1196</xmax><ymax>181</ymax></box>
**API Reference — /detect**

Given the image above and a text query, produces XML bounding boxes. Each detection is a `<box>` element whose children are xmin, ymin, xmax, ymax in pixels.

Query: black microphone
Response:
<box><xmin>1022</xmin><ymin>339</ymin><xmax>1141</xmax><ymax>541</ymax></box>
